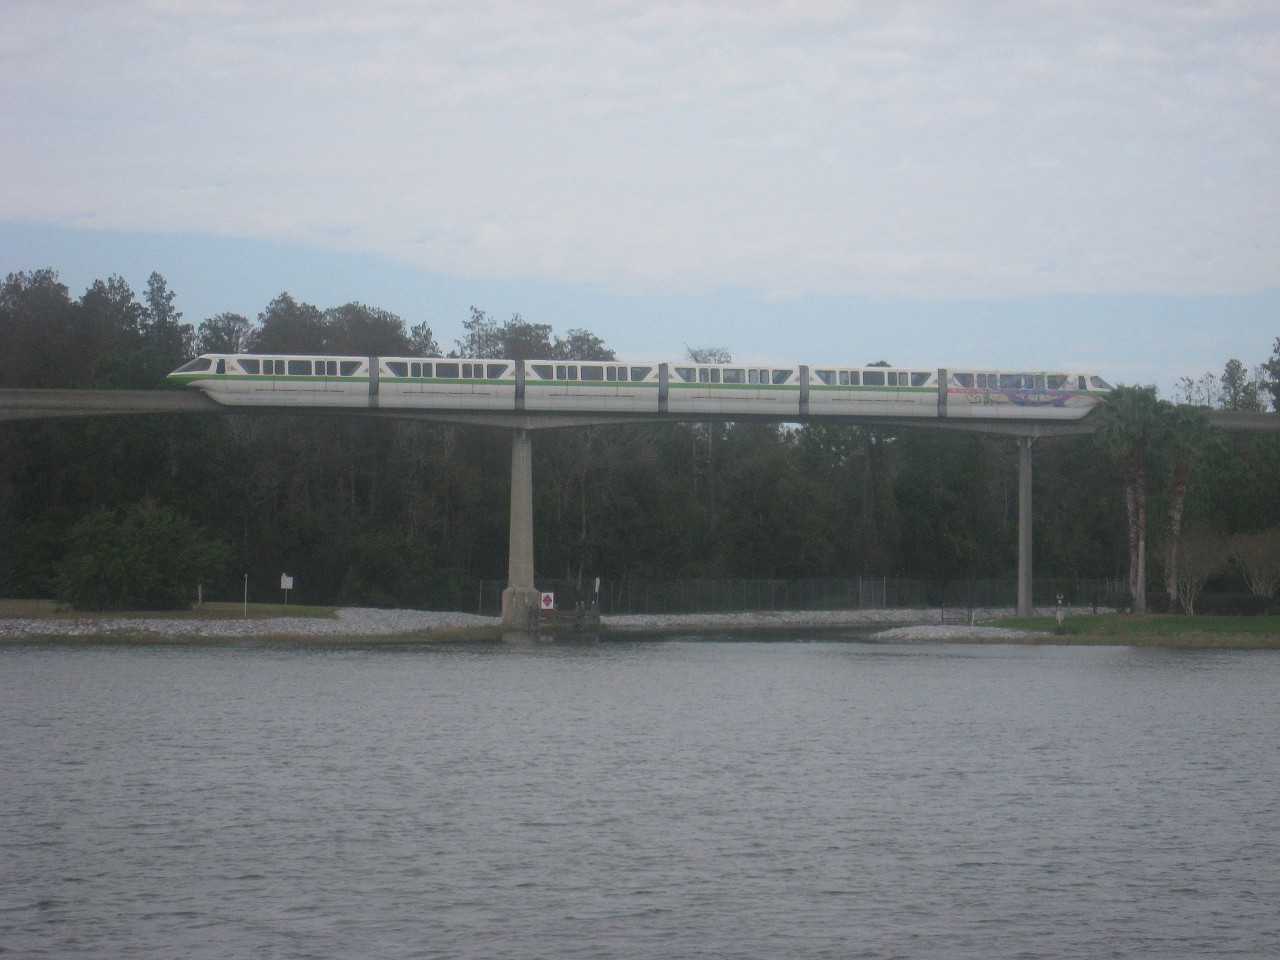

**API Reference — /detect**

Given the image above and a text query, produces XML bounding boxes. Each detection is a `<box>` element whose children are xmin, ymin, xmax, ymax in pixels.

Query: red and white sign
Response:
<box><xmin>540</xmin><ymin>592</ymin><xmax>555</xmax><ymax>610</ymax></box>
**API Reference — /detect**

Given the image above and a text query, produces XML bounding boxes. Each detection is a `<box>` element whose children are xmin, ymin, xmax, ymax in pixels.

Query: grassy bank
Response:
<box><xmin>993</xmin><ymin>613</ymin><xmax>1280</xmax><ymax>649</ymax></box>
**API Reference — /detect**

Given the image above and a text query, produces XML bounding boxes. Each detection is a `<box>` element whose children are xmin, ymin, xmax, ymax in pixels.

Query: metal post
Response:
<box><xmin>1017</xmin><ymin>435</ymin><xmax>1034</xmax><ymax>617</ymax></box>
<box><xmin>501</xmin><ymin>429</ymin><xmax>540</xmax><ymax>631</ymax></box>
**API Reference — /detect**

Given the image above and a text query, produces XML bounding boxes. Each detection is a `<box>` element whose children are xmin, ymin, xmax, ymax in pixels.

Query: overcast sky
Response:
<box><xmin>3</xmin><ymin>1</ymin><xmax>1277</xmax><ymax>394</ymax></box>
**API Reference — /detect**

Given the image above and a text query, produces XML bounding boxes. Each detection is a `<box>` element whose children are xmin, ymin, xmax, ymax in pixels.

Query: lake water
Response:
<box><xmin>2</xmin><ymin>638</ymin><xmax>1278</xmax><ymax>959</ymax></box>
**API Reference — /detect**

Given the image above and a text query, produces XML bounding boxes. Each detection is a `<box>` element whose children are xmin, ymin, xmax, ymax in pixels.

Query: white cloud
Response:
<box><xmin>2</xmin><ymin>0</ymin><xmax>1277</xmax><ymax>299</ymax></box>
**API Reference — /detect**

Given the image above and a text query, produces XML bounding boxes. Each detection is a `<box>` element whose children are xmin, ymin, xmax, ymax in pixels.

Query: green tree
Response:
<box><xmin>1160</xmin><ymin>404</ymin><xmax>1212</xmax><ymax>611</ymax></box>
<box><xmin>455</xmin><ymin>308</ymin><xmax>553</xmax><ymax>359</ymax></box>
<box><xmin>142</xmin><ymin>271</ymin><xmax>190</xmax><ymax>362</ymax></box>
<box><xmin>409</xmin><ymin>321</ymin><xmax>441</xmax><ymax>357</ymax></box>
<box><xmin>1099</xmin><ymin>385</ymin><xmax>1163</xmax><ymax>612</ymax></box>
<box><xmin>249</xmin><ymin>293</ymin><xmax>325</xmax><ymax>353</ymax></box>
<box><xmin>0</xmin><ymin>268</ymin><xmax>76</xmax><ymax>387</ymax></box>
<box><xmin>554</xmin><ymin>329</ymin><xmax>615</xmax><ymax>361</ymax></box>
<box><xmin>1220</xmin><ymin>358</ymin><xmax>1264</xmax><ymax>412</ymax></box>
<box><xmin>322</xmin><ymin>302</ymin><xmax>413</xmax><ymax>355</ymax></box>
<box><xmin>55</xmin><ymin>502</ymin><xmax>231</xmax><ymax>610</ymax></box>
<box><xmin>196</xmin><ymin>312</ymin><xmax>252</xmax><ymax>354</ymax></box>
<box><xmin>685</xmin><ymin>345</ymin><xmax>732</xmax><ymax>364</ymax></box>
<box><xmin>1263</xmin><ymin>337</ymin><xmax>1280</xmax><ymax>412</ymax></box>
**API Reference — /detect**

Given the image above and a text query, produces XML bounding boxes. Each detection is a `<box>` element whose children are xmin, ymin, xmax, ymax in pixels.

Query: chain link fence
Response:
<box><xmin>475</xmin><ymin>577</ymin><xmax>1126</xmax><ymax>617</ymax></box>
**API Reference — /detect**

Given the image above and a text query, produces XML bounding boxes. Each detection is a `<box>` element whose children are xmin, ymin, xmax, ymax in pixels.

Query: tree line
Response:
<box><xmin>1</xmin><ymin>268</ymin><xmax>1277</xmax><ymax>611</ymax></box>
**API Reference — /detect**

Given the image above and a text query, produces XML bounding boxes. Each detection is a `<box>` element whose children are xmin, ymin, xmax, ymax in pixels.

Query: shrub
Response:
<box><xmin>1174</xmin><ymin>526</ymin><xmax>1231</xmax><ymax>615</ymax></box>
<box><xmin>1230</xmin><ymin>527</ymin><xmax>1280</xmax><ymax>599</ymax></box>
<box><xmin>55</xmin><ymin>502</ymin><xmax>231</xmax><ymax>611</ymax></box>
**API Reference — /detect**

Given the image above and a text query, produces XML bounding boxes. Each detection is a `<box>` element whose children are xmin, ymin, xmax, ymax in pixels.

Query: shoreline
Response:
<box><xmin>4</xmin><ymin>605</ymin><xmax>1275</xmax><ymax>648</ymax></box>
<box><xmin>0</xmin><ymin>605</ymin><xmax>1088</xmax><ymax>643</ymax></box>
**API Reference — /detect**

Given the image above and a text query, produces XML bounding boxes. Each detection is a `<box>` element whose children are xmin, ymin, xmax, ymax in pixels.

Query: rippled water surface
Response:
<box><xmin>2</xmin><ymin>639</ymin><xmax>1278</xmax><ymax>958</ymax></box>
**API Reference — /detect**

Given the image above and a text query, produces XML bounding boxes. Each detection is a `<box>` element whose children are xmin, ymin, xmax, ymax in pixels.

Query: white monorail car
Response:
<box><xmin>168</xmin><ymin>355</ymin><xmax>1112</xmax><ymax>420</ymax></box>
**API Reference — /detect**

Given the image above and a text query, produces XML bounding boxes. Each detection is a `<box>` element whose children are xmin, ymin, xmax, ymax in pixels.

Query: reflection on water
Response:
<box><xmin>2</xmin><ymin>640</ymin><xmax>1278</xmax><ymax>959</ymax></box>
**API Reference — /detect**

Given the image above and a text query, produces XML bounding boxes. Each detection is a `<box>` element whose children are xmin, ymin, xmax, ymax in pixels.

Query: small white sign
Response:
<box><xmin>281</xmin><ymin>574</ymin><xmax>294</xmax><ymax>590</ymax></box>
<box><xmin>540</xmin><ymin>592</ymin><xmax>555</xmax><ymax>610</ymax></box>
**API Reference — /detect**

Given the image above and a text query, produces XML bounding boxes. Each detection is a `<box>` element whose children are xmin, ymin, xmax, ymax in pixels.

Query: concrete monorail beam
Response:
<box><xmin>0</xmin><ymin>388</ymin><xmax>220</xmax><ymax>421</ymax></box>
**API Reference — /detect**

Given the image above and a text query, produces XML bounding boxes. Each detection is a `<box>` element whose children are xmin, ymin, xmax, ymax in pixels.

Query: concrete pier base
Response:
<box><xmin>500</xmin><ymin>429</ymin><xmax>540</xmax><ymax>632</ymax></box>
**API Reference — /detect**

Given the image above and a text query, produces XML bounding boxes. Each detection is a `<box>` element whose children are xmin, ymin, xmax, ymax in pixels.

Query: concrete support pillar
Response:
<box><xmin>1017</xmin><ymin>435</ymin><xmax>1034</xmax><ymax>617</ymax></box>
<box><xmin>501</xmin><ymin>429</ymin><xmax>540</xmax><ymax>631</ymax></box>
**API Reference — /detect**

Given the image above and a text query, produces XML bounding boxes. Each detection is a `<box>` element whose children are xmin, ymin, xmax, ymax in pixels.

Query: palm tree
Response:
<box><xmin>1162</xmin><ymin>404</ymin><xmax>1212</xmax><ymax>611</ymax></box>
<box><xmin>1099</xmin><ymin>385</ymin><xmax>1163</xmax><ymax>613</ymax></box>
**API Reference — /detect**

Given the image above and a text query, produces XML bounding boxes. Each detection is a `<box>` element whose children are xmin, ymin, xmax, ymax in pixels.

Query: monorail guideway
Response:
<box><xmin>163</xmin><ymin>353</ymin><xmax>1120</xmax><ymax>625</ymax></box>
<box><xmin>27</xmin><ymin>350</ymin><xmax>1254</xmax><ymax>629</ymax></box>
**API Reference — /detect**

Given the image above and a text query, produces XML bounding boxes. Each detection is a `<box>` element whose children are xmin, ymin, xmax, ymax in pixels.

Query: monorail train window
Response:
<box><xmin>631</xmin><ymin>366</ymin><xmax>651</xmax><ymax>381</ymax></box>
<box><xmin>912</xmin><ymin>372</ymin><xmax>930</xmax><ymax>387</ymax></box>
<box><xmin>288</xmin><ymin>360</ymin><xmax>311</xmax><ymax>376</ymax></box>
<box><xmin>215</xmin><ymin>359</ymin><xmax>226</xmax><ymax>375</ymax></box>
<box><xmin>340</xmin><ymin>361</ymin><xmax>360</xmax><ymax>376</ymax></box>
<box><xmin>486</xmin><ymin>363</ymin><xmax>508</xmax><ymax>379</ymax></box>
<box><xmin>410</xmin><ymin>362</ymin><xmax>422</xmax><ymax>378</ymax></box>
<box><xmin>1047</xmin><ymin>374</ymin><xmax>1068</xmax><ymax>389</ymax></box>
<box><xmin>531</xmin><ymin>364</ymin><xmax>553</xmax><ymax>380</ymax></box>
<box><xmin>748</xmin><ymin>369</ymin><xmax>759</xmax><ymax>384</ymax></box>
<box><xmin>864</xmin><ymin>370</ymin><xmax>885</xmax><ymax>386</ymax></box>
<box><xmin>1090</xmin><ymin>376</ymin><xmax>1113</xmax><ymax>390</ymax></box>
<box><xmin>386</xmin><ymin>361</ymin><xmax>408</xmax><ymax>377</ymax></box>
<box><xmin>435</xmin><ymin>362</ymin><xmax>459</xmax><ymax>378</ymax></box>
<box><xmin>238</xmin><ymin>359</ymin><xmax>259</xmax><ymax>374</ymax></box>
<box><xmin>698</xmin><ymin>368</ymin><xmax>709</xmax><ymax>383</ymax></box>
<box><xmin>771</xmin><ymin>370</ymin><xmax>790</xmax><ymax>385</ymax></box>
<box><xmin>815</xmin><ymin>370</ymin><xmax>836</xmax><ymax>386</ymax></box>
<box><xmin>674</xmin><ymin>367</ymin><xmax>695</xmax><ymax>382</ymax></box>
<box><xmin>555</xmin><ymin>365</ymin><xmax>579</xmax><ymax>381</ymax></box>
<box><xmin>581</xmin><ymin>365</ymin><xmax>604</xmax><ymax>381</ymax></box>
<box><xmin>838</xmin><ymin>371</ymin><xmax>849</xmax><ymax>386</ymax></box>
<box><xmin>723</xmin><ymin>368</ymin><xmax>745</xmax><ymax>384</ymax></box>
<box><xmin>175</xmin><ymin>358</ymin><xmax>212</xmax><ymax>373</ymax></box>
<box><xmin>321</xmin><ymin>360</ymin><xmax>336</xmax><ymax>376</ymax></box>
<box><xmin>954</xmin><ymin>373</ymin><xmax>974</xmax><ymax>387</ymax></box>
<box><xmin>848</xmin><ymin>371</ymin><xmax>859</xmax><ymax>385</ymax></box>
<box><xmin>1034</xmin><ymin>376</ymin><xmax>1046</xmax><ymax>390</ymax></box>
<box><xmin>999</xmin><ymin>373</ymin><xmax>1029</xmax><ymax>389</ymax></box>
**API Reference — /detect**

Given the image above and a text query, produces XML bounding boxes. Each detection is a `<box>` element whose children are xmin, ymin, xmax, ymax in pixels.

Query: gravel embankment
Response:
<box><xmin>0</xmin><ymin>605</ymin><xmax>1086</xmax><ymax>641</ymax></box>
<box><xmin>602</xmin><ymin>607</ymin><xmax>1067</xmax><ymax>640</ymax></box>
<box><xmin>0</xmin><ymin>608</ymin><xmax>495</xmax><ymax>640</ymax></box>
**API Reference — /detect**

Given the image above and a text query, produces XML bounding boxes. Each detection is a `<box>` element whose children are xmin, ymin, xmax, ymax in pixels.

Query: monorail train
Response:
<box><xmin>168</xmin><ymin>354</ymin><xmax>1113</xmax><ymax>420</ymax></box>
